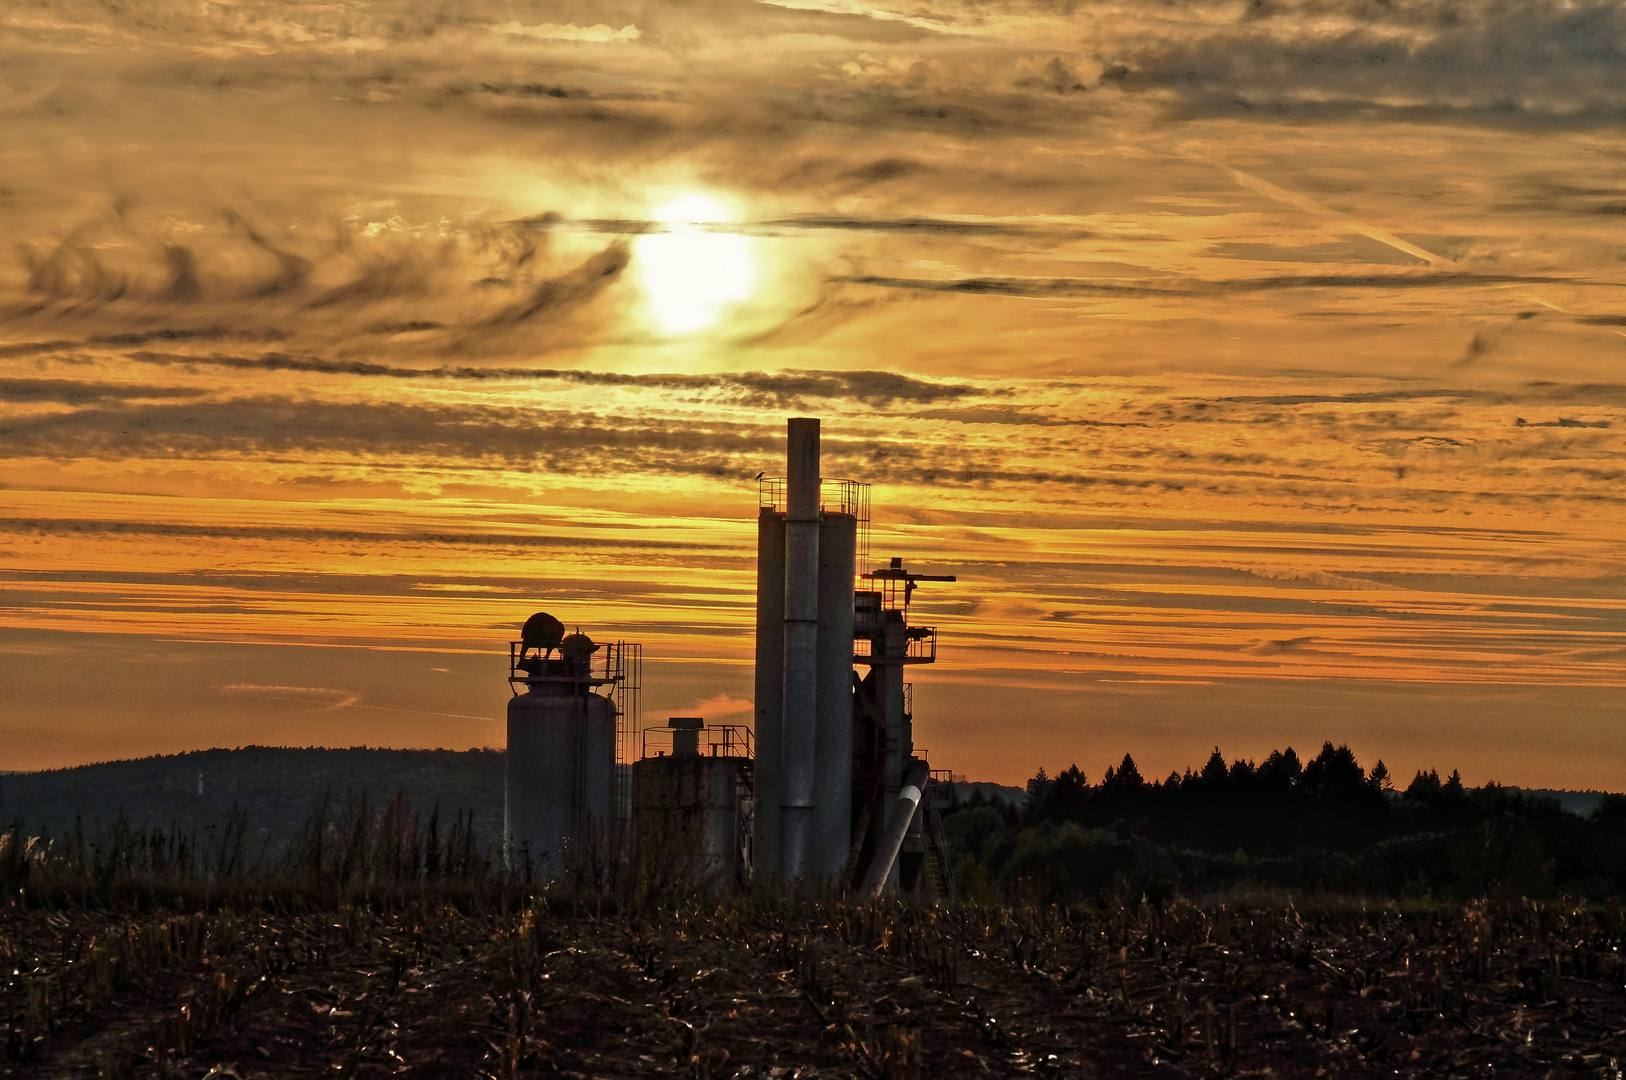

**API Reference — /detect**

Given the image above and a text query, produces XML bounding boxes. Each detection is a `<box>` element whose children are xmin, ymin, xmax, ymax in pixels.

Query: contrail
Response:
<box><xmin>1485</xmin><ymin>284</ymin><xmax>1626</xmax><ymax>339</ymax></box>
<box><xmin>1197</xmin><ymin>159</ymin><xmax>1626</xmax><ymax>343</ymax></box>
<box><xmin>1207</xmin><ymin>160</ymin><xmax>1450</xmax><ymax>268</ymax></box>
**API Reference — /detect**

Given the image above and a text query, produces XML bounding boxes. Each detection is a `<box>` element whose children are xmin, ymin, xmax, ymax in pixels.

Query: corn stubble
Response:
<box><xmin>0</xmin><ymin>884</ymin><xmax>1622</xmax><ymax>1079</ymax></box>
<box><xmin>3</xmin><ymin>804</ymin><xmax>1624</xmax><ymax>1077</ymax></box>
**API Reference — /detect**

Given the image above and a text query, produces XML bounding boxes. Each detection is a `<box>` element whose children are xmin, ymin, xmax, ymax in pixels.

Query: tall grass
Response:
<box><xmin>1</xmin><ymin>788</ymin><xmax>493</xmax><ymax>908</ymax></box>
<box><xmin>3</xmin><ymin>785</ymin><xmax>752</xmax><ymax>916</ymax></box>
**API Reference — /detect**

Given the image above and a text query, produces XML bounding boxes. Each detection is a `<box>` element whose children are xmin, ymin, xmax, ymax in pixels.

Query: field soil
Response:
<box><xmin>3</xmin><ymin>894</ymin><xmax>1624</xmax><ymax>1078</ymax></box>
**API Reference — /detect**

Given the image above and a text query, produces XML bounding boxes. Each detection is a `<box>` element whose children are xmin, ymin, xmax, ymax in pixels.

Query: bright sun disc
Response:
<box><xmin>636</xmin><ymin>193</ymin><xmax>755</xmax><ymax>334</ymax></box>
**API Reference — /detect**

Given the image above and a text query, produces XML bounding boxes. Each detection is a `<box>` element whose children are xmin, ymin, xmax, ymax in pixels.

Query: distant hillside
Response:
<box><xmin>1504</xmin><ymin>788</ymin><xmax>1611</xmax><ymax>817</ymax></box>
<box><xmin>6</xmin><ymin>748</ymin><xmax>1604</xmax><ymax>863</ymax></box>
<box><xmin>948</xmin><ymin>781</ymin><xmax>1026</xmax><ymax>806</ymax></box>
<box><xmin>0</xmin><ymin>747</ymin><xmax>504</xmax><ymax>852</ymax></box>
<box><xmin>0</xmin><ymin>747</ymin><xmax>1034</xmax><ymax>855</ymax></box>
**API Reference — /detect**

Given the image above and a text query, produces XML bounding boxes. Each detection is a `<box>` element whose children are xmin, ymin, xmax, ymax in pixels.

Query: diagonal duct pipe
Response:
<box><xmin>780</xmin><ymin>417</ymin><xmax>821</xmax><ymax>880</ymax></box>
<box><xmin>859</xmin><ymin>759</ymin><xmax>930</xmax><ymax>896</ymax></box>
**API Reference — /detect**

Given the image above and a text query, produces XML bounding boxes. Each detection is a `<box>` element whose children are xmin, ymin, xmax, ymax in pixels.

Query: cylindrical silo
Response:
<box><xmin>505</xmin><ymin>680</ymin><xmax>617</xmax><ymax>879</ymax></box>
<box><xmin>814</xmin><ymin>511</ymin><xmax>857</xmax><ymax>878</ymax></box>
<box><xmin>632</xmin><ymin>719</ymin><xmax>752</xmax><ymax>891</ymax></box>
<box><xmin>753</xmin><ymin>506</ymin><xmax>786</xmax><ymax>878</ymax></box>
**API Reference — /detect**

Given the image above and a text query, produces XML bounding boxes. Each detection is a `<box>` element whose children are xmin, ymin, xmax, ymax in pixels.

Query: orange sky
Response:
<box><xmin>1</xmin><ymin>0</ymin><xmax>1623</xmax><ymax>788</ymax></box>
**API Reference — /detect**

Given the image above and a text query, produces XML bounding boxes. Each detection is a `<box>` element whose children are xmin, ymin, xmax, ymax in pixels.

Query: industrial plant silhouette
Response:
<box><xmin>2</xmin><ymin>418</ymin><xmax>1624</xmax><ymax>1076</ymax></box>
<box><xmin>489</xmin><ymin>416</ymin><xmax>1625</xmax><ymax>905</ymax></box>
<box><xmin>500</xmin><ymin>416</ymin><xmax>962</xmax><ymax>897</ymax></box>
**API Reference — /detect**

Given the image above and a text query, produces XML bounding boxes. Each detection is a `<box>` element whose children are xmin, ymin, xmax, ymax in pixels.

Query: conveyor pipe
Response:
<box><xmin>859</xmin><ymin>759</ymin><xmax>930</xmax><ymax>896</ymax></box>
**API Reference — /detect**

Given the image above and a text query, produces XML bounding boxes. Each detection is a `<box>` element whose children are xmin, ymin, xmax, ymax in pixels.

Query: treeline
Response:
<box><xmin>940</xmin><ymin>743</ymin><xmax>1626</xmax><ymax>903</ymax></box>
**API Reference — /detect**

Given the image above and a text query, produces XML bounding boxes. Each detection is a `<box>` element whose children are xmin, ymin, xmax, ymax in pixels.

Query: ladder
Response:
<box><xmin>918</xmin><ymin>799</ymin><xmax>956</xmax><ymax>903</ymax></box>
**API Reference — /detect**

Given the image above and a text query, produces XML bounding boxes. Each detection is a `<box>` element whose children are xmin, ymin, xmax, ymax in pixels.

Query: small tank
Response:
<box><xmin>504</xmin><ymin>615</ymin><xmax>617</xmax><ymax>880</ymax></box>
<box><xmin>632</xmin><ymin>718</ymin><xmax>754</xmax><ymax>890</ymax></box>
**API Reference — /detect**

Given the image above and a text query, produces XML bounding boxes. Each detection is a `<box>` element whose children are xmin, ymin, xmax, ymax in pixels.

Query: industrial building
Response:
<box><xmin>502</xmin><ymin>612</ymin><xmax>640</xmax><ymax>879</ymax></box>
<box><xmin>503</xmin><ymin>417</ymin><xmax>956</xmax><ymax>895</ymax></box>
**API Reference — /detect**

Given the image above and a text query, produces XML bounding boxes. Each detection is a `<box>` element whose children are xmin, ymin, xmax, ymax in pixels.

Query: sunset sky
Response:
<box><xmin>2</xmin><ymin>0</ymin><xmax>1623</xmax><ymax>789</ymax></box>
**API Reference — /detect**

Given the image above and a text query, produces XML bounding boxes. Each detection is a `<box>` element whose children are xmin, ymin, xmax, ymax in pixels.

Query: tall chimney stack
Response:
<box><xmin>780</xmin><ymin>417</ymin><xmax>821</xmax><ymax>879</ymax></box>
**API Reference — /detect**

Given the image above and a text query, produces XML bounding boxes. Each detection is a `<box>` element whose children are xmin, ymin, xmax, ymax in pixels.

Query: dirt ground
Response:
<box><xmin>3</xmin><ymin>893</ymin><xmax>1624</xmax><ymax>1078</ymax></box>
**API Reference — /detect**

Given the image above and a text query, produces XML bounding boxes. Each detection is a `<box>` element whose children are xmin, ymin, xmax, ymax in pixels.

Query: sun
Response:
<box><xmin>635</xmin><ymin>193</ymin><xmax>755</xmax><ymax>335</ymax></box>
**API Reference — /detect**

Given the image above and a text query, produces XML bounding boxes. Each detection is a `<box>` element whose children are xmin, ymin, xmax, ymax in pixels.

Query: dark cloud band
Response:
<box><xmin>837</xmin><ymin>271</ymin><xmax>1586</xmax><ymax>300</ymax></box>
<box><xmin>118</xmin><ymin>350</ymin><xmax>985</xmax><ymax>406</ymax></box>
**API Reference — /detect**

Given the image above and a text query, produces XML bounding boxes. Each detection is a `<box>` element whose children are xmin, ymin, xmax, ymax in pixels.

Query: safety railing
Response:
<box><xmin>508</xmin><ymin>638</ymin><xmax>638</xmax><ymax>689</ymax></box>
<box><xmin>852</xmin><ymin>628</ymin><xmax>937</xmax><ymax>664</ymax></box>
<box><xmin>758</xmin><ymin>477</ymin><xmax>871</xmax><ymax>576</ymax></box>
<box><xmin>640</xmin><ymin>724</ymin><xmax>755</xmax><ymax>760</ymax></box>
<box><xmin>912</xmin><ymin>629</ymin><xmax>936</xmax><ymax>662</ymax></box>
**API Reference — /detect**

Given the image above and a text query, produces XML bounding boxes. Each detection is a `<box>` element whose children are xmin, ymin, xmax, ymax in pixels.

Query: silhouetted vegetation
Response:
<box><xmin>0</xmin><ymin>786</ymin><xmax>495</xmax><ymax>915</ymax></box>
<box><xmin>941</xmin><ymin>743</ymin><xmax>1626</xmax><ymax>904</ymax></box>
<box><xmin>4</xmin><ymin>744</ymin><xmax>1619</xmax><ymax>910</ymax></box>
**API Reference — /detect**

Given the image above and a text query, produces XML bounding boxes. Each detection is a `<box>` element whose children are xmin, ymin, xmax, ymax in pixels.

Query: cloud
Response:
<box><xmin>0</xmin><ymin>379</ymin><xmax>206</xmax><ymax>403</ymax></box>
<box><xmin>1015</xmin><ymin>56</ymin><xmax>1089</xmax><ymax>94</ymax></box>
<box><xmin>687</xmin><ymin>694</ymin><xmax>753</xmax><ymax>717</ymax></box>
<box><xmin>0</xmin><ymin>205</ymin><xmax>632</xmax><ymax>349</ymax></box>
<box><xmin>220</xmin><ymin>683</ymin><xmax>357</xmax><ymax>710</ymax></box>
<box><xmin>0</xmin><ymin>516</ymin><xmax>725</xmax><ymax>552</ymax></box>
<box><xmin>907</xmin><ymin>405</ymin><xmax>1148</xmax><ymax>428</ymax></box>
<box><xmin>497</xmin><ymin>22</ymin><xmax>642</xmax><ymax>44</ymax></box>
<box><xmin>158</xmin><ymin>245</ymin><xmax>201</xmax><ymax>302</ymax></box>
<box><xmin>841</xmin><ymin>158</ymin><xmax>930</xmax><ymax>183</ymax></box>
<box><xmin>17</xmin><ymin>234</ymin><xmax>129</xmax><ymax>305</ymax></box>
<box><xmin>1514</xmin><ymin>417</ymin><xmax>1612</xmax><ymax>430</ymax></box>
<box><xmin>1246</xmin><ymin>568</ymin><xmax>1390</xmax><ymax>590</ymax></box>
<box><xmin>1206</xmin><ymin>384</ymin><xmax>1626</xmax><ymax>407</ymax></box>
<box><xmin>116</xmin><ymin>350</ymin><xmax>986</xmax><ymax>406</ymax></box>
<box><xmin>1097</xmin><ymin>1</ymin><xmax>1626</xmax><ymax>123</ymax></box>
<box><xmin>838</xmin><ymin>274</ymin><xmax>1185</xmax><ymax>299</ymax></box>
<box><xmin>836</xmin><ymin>270</ymin><xmax>1584</xmax><ymax>300</ymax></box>
<box><xmin>761</xmin><ymin>214</ymin><xmax>1090</xmax><ymax>238</ymax></box>
<box><xmin>0</xmin><ymin>328</ymin><xmax>285</xmax><ymax>359</ymax></box>
<box><xmin>0</xmin><ymin>397</ymin><xmax>795</xmax><ymax>477</ymax></box>
<box><xmin>5</xmin><ymin>395</ymin><xmax>1148</xmax><ymax>488</ymax></box>
<box><xmin>225</xmin><ymin>210</ymin><xmax>313</xmax><ymax>299</ymax></box>
<box><xmin>474</xmin><ymin>242</ymin><xmax>628</xmax><ymax>327</ymax></box>
<box><xmin>304</xmin><ymin>251</ymin><xmax>433</xmax><ymax>310</ymax></box>
<box><xmin>1241</xmin><ymin>637</ymin><xmax>1316</xmax><ymax>656</ymax></box>
<box><xmin>1209</xmin><ymin>237</ymin><xmax>1428</xmax><ymax>266</ymax></box>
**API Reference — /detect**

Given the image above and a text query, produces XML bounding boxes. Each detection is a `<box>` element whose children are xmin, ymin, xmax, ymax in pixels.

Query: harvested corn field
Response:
<box><xmin>3</xmin><ymin>893</ymin><xmax>1625</xmax><ymax>1078</ymax></box>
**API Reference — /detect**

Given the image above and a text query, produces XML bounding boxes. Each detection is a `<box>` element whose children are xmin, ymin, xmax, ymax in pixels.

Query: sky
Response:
<box><xmin>1</xmin><ymin>0</ymin><xmax>1623</xmax><ymax>789</ymax></box>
